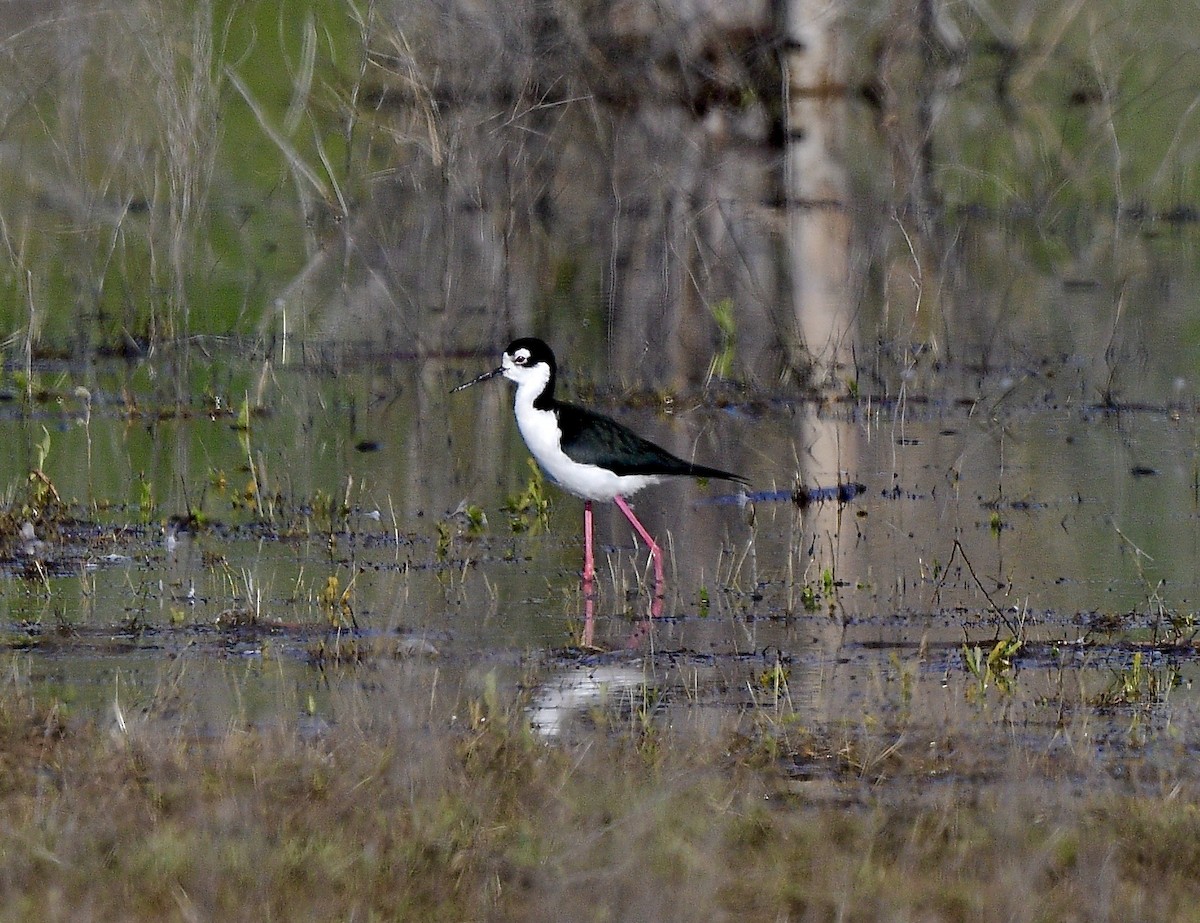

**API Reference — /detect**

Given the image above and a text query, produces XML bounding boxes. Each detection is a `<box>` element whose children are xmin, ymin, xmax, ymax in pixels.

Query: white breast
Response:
<box><xmin>512</xmin><ymin>391</ymin><xmax>660</xmax><ymax>501</ymax></box>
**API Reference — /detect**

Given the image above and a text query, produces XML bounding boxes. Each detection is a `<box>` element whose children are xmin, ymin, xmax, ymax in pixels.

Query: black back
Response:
<box><xmin>556</xmin><ymin>400</ymin><xmax>746</xmax><ymax>484</ymax></box>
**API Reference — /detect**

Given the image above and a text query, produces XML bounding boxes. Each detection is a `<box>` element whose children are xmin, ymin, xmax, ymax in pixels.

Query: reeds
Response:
<box><xmin>2</xmin><ymin>656</ymin><xmax>1200</xmax><ymax>921</ymax></box>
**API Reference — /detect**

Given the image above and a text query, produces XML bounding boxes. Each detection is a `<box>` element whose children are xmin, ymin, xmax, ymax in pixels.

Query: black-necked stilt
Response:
<box><xmin>453</xmin><ymin>337</ymin><xmax>747</xmax><ymax>642</ymax></box>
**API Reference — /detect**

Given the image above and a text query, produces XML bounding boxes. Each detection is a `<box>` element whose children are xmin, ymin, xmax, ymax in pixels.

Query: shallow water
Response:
<box><xmin>5</xmin><ymin>318</ymin><xmax>1200</xmax><ymax>767</ymax></box>
<box><xmin>2</xmin><ymin>0</ymin><xmax>1200</xmax><ymax>776</ymax></box>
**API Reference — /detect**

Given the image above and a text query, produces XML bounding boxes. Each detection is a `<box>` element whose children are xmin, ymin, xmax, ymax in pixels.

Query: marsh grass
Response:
<box><xmin>0</xmin><ymin>391</ymin><xmax>1198</xmax><ymax>917</ymax></box>
<box><xmin>2</xmin><ymin>659</ymin><xmax>1200</xmax><ymax>921</ymax></box>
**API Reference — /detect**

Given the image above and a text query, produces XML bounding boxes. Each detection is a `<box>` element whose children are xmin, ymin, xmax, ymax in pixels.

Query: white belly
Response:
<box><xmin>515</xmin><ymin>404</ymin><xmax>660</xmax><ymax>501</ymax></box>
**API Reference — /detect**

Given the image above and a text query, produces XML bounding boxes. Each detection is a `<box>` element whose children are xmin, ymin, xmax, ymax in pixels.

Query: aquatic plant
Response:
<box><xmin>317</xmin><ymin>572</ymin><xmax>356</xmax><ymax>630</ymax></box>
<box><xmin>1092</xmin><ymin>650</ymin><xmax>1179</xmax><ymax>709</ymax></box>
<box><xmin>962</xmin><ymin>636</ymin><xmax>1022</xmax><ymax>700</ymax></box>
<box><xmin>502</xmin><ymin>459</ymin><xmax>552</xmax><ymax>534</ymax></box>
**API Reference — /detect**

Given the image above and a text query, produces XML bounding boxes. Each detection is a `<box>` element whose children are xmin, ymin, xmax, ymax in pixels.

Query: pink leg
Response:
<box><xmin>582</xmin><ymin>500</ymin><xmax>595</xmax><ymax>647</ymax></box>
<box><xmin>613</xmin><ymin>495</ymin><xmax>665</xmax><ymax>618</ymax></box>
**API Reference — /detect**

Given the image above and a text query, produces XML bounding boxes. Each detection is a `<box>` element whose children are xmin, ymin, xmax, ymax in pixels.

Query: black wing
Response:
<box><xmin>556</xmin><ymin>402</ymin><xmax>747</xmax><ymax>484</ymax></box>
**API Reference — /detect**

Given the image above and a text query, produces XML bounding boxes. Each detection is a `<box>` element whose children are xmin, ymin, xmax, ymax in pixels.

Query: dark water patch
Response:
<box><xmin>727</xmin><ymin>482</ymin><xmax>870</xmax><ymax>507</ymax></box>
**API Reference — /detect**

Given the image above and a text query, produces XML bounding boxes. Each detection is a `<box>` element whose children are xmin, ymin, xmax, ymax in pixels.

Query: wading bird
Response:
<box><xmin>453</xmin><ymin>337</ymin><xmax>746</xmax><ymax>644</ymax></box>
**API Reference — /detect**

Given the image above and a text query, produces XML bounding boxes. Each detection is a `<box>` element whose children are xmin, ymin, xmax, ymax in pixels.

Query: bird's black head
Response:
<box><xmin>503</xmin><ymin>338</ymin><xmax>556</xmax><ymax>374</ymax></box>
<box><xmin>502</xmin><ymin>338</ymin><xmax>558</xmax><ymax>405</ymax></box>
<box><xmin>450</xmin><ymin>337</ymin><xmax>560</xmax><ymax>401</ymax></box>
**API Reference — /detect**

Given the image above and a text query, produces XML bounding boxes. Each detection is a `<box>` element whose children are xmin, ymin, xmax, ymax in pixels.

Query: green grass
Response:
<box><xmin>1</xmin><ymin>663</ymin><xmax>1199</xmax><ymax>922</ymax></box>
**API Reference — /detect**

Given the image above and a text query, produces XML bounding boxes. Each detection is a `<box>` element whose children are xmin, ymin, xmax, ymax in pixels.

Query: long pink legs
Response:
<box><xmin>582</xmin><ymin>500</ymin><xmax>596</xmax><ymax>647</ymax></box>
<box><xmin>580</xmin><ymin>496</ymin><xmax>665</xmax><ymax>647</ymax></box>
<box><xmin>613</xmin><ymin>495</ymin><xmax>665</xmax><ymax>619</ymax></box>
